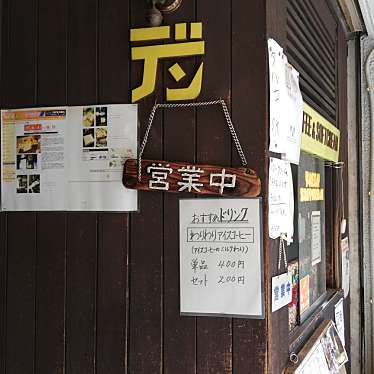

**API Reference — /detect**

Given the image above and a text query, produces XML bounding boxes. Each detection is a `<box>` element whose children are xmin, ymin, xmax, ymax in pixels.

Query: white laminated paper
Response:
<box><xmin>1</xmin><ymin>104</ymin><xmax>138</xmax><ymax>211</ymax></box>
<box><xmin>268</xmin><ymin>157</ymin><xmax>294</xmax><ymax>242</ymax></box>
<box><xmin>341</xmin><ymin>237</ymin><xmax>350</xmax><ymax>298</ymax></box>
<box><xmin>271</xmin><ymin>272</ymin><xmax>292</xmax><ymax>312</ymax></box>
<box><xmin>335</xmin><ymin>298</ymin><xmax>345</xmax><ymax>346</ymax></box>
<box><xmin>179</xmin><ymin>198</ymin><xmax>264</xmax><ymax>318</ymax></box>
<box><xmin>311</xmin><ymin>211</ymin><xmax>322</xmax><ymax>266</ymax></box>
<box><xmin>281</xmin><ymin>64</ymin><xmax>303</xmax><ymax>164</ymax></box>
<box><xmin>297</xmin><ymin>342</ymin><xmax>330</xmax><ymax>374</ymax></box>
<box><xmin>268</xmin><ymin>38</ymin><xmax>287</xmax><ymax>154</ymax></box>
<box><xmin>268</xmin><ymin>38</ymin><xmax>303</xmax><ymax>164</ymax></box>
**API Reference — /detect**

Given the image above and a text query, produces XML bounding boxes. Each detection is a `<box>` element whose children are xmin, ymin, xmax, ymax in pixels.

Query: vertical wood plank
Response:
<box><xmin>96</xmin><ymin>2</ymin><xmax>130</xmax><ymax>372</ymax></box>
<box><xmin>97</xmin><ymin>215</ymin><xmax>128</xmax><ymax>374</ymax></box>
<box><xmin>330</xmin><ymin>14</ymin><xmax>342</xmax><ymax>293</ymax></box>
<box><xmin>98</xmin><ymin>0</ymin><xmax>130</xmax><ymax>104</ymax></box>
<box><xmin>195</xmin><ymin>1</ymin><xmax>233</xmax><ymax>372</ymax></box>
<box><xmin>34</xmin><ymin>1</ymin><xmax>67</xmax><ymax>373</ymax></box>
<box><xmin>324</xmin><ymin>5</ymin><xmax>338</xmax><ymax>288</ymax></box>
<box><xmin>0</xmin><ymin>0</ymin><xmax>7</xmax><ymax>371</ymax></box>
<box><xmin>129</xmin><ymin>1</ymin><xmax>163</xmax><ymax>372</ymax></box>
<box><xmin>0</xmin><ymin>215</ymin><xmax>6</xmax><ymax>374</ymax></box>
<box><xmin>233</xmin><ymin>0</ymin><xmax>269</xmax><ymax>372</ymax></box>
<box><xmin>0</xmin><ymin>7</ymin><xmax>8</xmax><ymax>374</ymax></box>
<box><xmin>2</xmin><ymin>0</ymin><xmax>36</xmax><ymax>108</ymax></box>
<box><xmin>6</xmin><ymin>213</ymin><xmax>36</xmax><ymax>374</ymax></box>
<box><xmin>3</xmin><ymin>0</ymin><xmax>37</xmax><ymax>373</ymax></box>
<box><xmin>264</xmin><ymin>0</ymin><xmax>289</xmax><ymax>373</ymax></box>
<box><xmin>35</xmin><ymin>214</ymin><xmax>66</xmax><ymax>374</ymax></box>
<box><xmin>162</xmin><ymin>2</ymin><xmax>197</xmax><ymax>373</ymax></box>
<box><xmin>66</xmin><ymin>214</ymin><xmax>97</xmax><ymax>374</ymax></box>
<box><xmin>66</xmin><ymin>0</ymin><xmax>98</xmax><ymax>373</ymax></box>
<box><xmin>37</xmin><ymin>0</ymin><xmax>67</xmax><ymax>107</ymax></box>
<box><xmin>67</xmin><ymin>0</ymin><xmax>97</xmax><ymax>106</ymax></box>
<box><xmin>97</xmin><ymin>214</ymin><xmax>127</xmax><ymax>374</ymax></box>
<box><xmin>337</xmin><ymin>24</ymin><xmax>350</xmax><ymax>371</ymax></box>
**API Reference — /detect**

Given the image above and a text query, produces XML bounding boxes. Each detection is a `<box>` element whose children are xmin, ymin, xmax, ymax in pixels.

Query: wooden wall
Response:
<box><xmin>267</xmin><ymin>0</ymin><xmax>350</xmax><ymax>373</ymax></box>
<box><xmin>0</xmin><ymin>0</ymin><xmax>351</xmax><ymax>372</ymax></box>
<box><xmin>0</xmin><ymin>1</ymin><xmax>271</xmax><ymax>373</ymax></box>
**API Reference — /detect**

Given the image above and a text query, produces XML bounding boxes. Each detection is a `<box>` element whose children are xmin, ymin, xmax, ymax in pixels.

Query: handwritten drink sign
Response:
<box><xmin>123</xmin><ymin>159</ymin><xmax>261</xmax><ymax>197</ymax></box>
<box><xmin>268</xmin><ymin>157</ymin><xmax>294</xmax><ymax>241</ymax></box>
<box><xmin>179</xmin><ymin>198</ymin><xmax>264</xmax><ymax>318</ymax></box>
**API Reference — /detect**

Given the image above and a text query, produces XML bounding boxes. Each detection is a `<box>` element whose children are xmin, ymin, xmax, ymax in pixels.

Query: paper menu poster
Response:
<box><xmin>268</xmin><ymin>157</ymin><xmax>294</xmax><ymax>242</ymax></box>
<box><xmin>268</xmin><ymin>38</ymin><xmax>303</xmax><ymax>164</ymax></box>
<box><xmin>1</xmin><ymin>104</ymin><xmax>137</xmax><ymax>211</ymax></box>
<box><xmin>66</xmin><ymin>104</ymin><xmax>137</xmax><ymax>211</ymax></box>
<box><xmin>179</xmin><ymin>198</ymin><xmax>264</xmax><ymax>318</ymax></box>
<box><xmin>1</xmin><ymin>108</ymin><xmax>68</xmax><ymax>211</ymax></box>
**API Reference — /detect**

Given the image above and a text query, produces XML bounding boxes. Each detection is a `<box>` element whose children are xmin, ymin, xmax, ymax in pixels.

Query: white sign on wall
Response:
<box><xmin>1</xmin><ymin>104</ymin><xmax>138</xmax><ymax>211</ymax></box>
<box><xmin>335</xmin><ymin>298</ymin><xmax>346</xmax><ymax>346</ymax></box>
<box><xmin>311</xmin><ymin>211</ymin><xmax>322</xmax><ymax>266</ymax></box>
<box><xmin>296</xmin><ymin>342</ymin><xmax>330</xmax><ymax>374</ymax></box>
<box><xmin>268</xmin><ymin>157</ymin><xmax>294</xmax><ymax>242</ymax></box>
<box><xmin>179</xmin><ymin>198</ymin><xmax>264</xmax><ymax>318</ymax></box>
<box><xmin>272</xmin><ymin>272</ymin><xmax>292</xmax><ymax>312</ymax></box>
<box><xmin>341</xmin><ymin>237</ymin><xmax>350</xmax><ymax>298</ymax></box>
<box><xmin>268</xmin><ymin>38</ymin><xmax>303</xmax><ymax>165</ymax></box>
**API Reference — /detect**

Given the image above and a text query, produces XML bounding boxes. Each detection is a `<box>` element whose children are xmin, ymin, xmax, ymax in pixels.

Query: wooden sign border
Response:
<box><xmin>123</xmin><ymin>158</ymin><xmax>261</xmax><ymax>197</ymax></box>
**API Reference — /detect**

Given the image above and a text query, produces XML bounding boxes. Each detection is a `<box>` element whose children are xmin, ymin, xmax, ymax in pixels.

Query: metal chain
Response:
<box><xmin>137</xmin><ymin>99</ymin><xmax>248</xmax><ymax>181</ymax></box>
<box><xmin>278</xmin><ymin>236</ymin><xmax>288</xmax><ymax>271</ymax></box>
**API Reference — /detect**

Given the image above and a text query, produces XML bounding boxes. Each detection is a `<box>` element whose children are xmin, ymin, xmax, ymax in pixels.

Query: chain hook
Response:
<box><xmin>137</xmin><ymin>99</ymin><xmax>248</xmax><ymax>182</ymax></box>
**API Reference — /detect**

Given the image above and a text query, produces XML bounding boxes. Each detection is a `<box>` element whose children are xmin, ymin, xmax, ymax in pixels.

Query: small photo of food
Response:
<box><xmin>16</xmin><ymin>154</ymin><xmax>38</xmax><ymax>170</ymax></box>
<box><xmin>16</xmin><ymin>175</ymin><xmax>28</xmax><ymax>193</ymax></box>
<box><xmin>16</xmin><ymin>135</ymin><xmax>41</xmax><ymax>154</ymax></box>
<box><xmin>95</xmin><ymin>106</ymin><xmax>107</xmax><ymax>126</ymax></box>
<box><xmin>28</xmin><ymin>174</ymin><xmax>40</xmax><ymax>193</ymax></box>
<box><xmin>17</xmin><ymin>154</ymin><xmax>27</xmax><ymax>170</ymax></box>
<box><xmin>95</xmin><ymin>127</ymin><xmax>107</xmax><ymax>147</ymax></box>
<box><xmin>83</xmin><ymin>128</ymin><xmax>95</xmax><ymax>148</ymax></box>
<box><xmin>83</xmin><ymin>107</ymin><xmax>95</xmax><ymax>127</ymax></box>
<box><xmin>27</xmin><ymin>154</ymin><xmax>38</xmax><ymax>169</ymax></box>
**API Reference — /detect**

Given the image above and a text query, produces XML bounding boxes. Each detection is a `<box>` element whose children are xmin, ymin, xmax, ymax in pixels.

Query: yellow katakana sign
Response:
<box><xmin>130</xmin><ymin>22</ymin><xmax>205</xmax><ymax>103</ymax></box>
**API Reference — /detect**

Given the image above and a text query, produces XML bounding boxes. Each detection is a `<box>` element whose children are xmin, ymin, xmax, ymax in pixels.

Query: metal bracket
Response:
<box><xmin>146</xmin><ymin>0</ymin><xmax>182</xmax><ymax>26</ymax></box>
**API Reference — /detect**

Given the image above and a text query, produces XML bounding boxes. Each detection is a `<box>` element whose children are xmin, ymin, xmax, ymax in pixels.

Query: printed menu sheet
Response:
<box><xmin>179</xmin><ymin>198</ymin><xmax>264</xmax><ymax>318</ymax></box>
<box><xmin>1</xmin><ymin>104</ymin><xmax>137</xmax><ymax>211</ymax></box>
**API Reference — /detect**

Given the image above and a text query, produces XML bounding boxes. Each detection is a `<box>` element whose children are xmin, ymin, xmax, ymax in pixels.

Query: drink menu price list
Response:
<box><xmin>179</xmin><ymin>198</ymin><xmax>264</xmax><ymax>318</ymax></box>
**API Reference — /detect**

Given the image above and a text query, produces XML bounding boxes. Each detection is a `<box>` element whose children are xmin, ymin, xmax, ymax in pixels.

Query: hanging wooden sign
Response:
<box><xmin>123</xmin><ymin>100</ymin><xmax>261</xmax><ymax>197</ymax></box>
<box><xmin>123</xmin><ymin>159</ymin><xmax>261</xmax><ymax>197</ymax></box>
